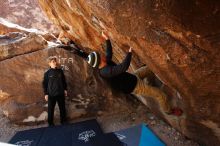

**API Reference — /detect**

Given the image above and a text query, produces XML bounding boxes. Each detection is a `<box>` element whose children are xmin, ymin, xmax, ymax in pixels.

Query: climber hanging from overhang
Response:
<box><xmin>59</xmin><ymin>32</ymin><xmax>182</xmax><ymax>117</ymax></box>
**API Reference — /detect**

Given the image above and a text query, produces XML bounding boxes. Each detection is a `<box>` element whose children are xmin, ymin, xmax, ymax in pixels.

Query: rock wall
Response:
<box><xmin>38</xmin><ymin>0</ymin><xmax>220</xmax><ymax>145</ymax></box>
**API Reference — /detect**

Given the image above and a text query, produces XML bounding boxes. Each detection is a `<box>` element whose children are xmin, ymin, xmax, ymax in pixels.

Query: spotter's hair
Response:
<box><xmin>47</xmin><ymin>56</ymin><xmax>58</xmax><ymax>63</ymax></box>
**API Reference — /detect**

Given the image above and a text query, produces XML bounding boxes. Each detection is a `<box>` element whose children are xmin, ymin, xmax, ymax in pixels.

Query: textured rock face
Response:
<box><xmin>38</xmin><ymin>0</ymin><xmax>220</xmax><ymax>145</ymax></box>
<box><xmin>0</xmin><ymin>32</ymin><xmax>47</xmax><ymax>61</ymax></box>
<box><xmin>0</xmin><ymin>18</ymin><xmax>58</xmax><ymax>43</ymax></box>
<box><xmin>0</xmin><ymin>31</ymin><xmax>134</xmax><ymax>125</ymax></box>
<box><xmin>0</xmin><ymin>0</ymin><xmax>57</xmax><ymax>33</ymax></box>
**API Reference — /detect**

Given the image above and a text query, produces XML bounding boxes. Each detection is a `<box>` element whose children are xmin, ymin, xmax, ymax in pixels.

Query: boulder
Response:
<box><xmin>38</xmin><ymin>0</ymin><xmax>220</xmax><ymax>145</ymax></box>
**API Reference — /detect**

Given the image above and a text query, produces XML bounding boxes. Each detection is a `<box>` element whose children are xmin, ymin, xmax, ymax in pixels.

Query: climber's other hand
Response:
<box><xmin>45</xmin><ymin>95</ymin><xmax>48</xmax><ymax>101</ymax></box>
<box><xmin>102</xmin><ymin>31</ymin><xmax>109</xmax><ymax>40</ymax></box>
<box><xmin>129</xmin><ymin>47</ymin><xmax>132</xmax><ymax>53</ymax></box>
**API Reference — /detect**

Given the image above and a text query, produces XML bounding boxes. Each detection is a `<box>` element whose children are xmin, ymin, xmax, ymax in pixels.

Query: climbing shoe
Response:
<box><xmin>166</xmin><ymin>107</ymin><xmax>183</xmax><ymax>117</ymax></box>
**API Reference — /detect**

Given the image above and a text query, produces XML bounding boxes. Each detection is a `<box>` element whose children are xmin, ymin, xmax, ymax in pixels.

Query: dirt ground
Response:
<box><xmin>0</xmin><ymin>104</ymin><xmax>199</xmax><ymax>146</ymax></box>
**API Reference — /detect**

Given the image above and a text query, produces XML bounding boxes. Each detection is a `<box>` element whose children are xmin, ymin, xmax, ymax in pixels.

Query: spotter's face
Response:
<box><xmin>49</xmin><ymin>60</ymin><xmax>57</xmax><ymax>68</ymax></box>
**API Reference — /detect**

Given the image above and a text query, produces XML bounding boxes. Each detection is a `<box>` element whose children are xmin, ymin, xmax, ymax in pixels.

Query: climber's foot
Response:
<box><xmin>166</xmin><ymin>107</ymin><xmax>183</xmax><ymax>117</ymax></box>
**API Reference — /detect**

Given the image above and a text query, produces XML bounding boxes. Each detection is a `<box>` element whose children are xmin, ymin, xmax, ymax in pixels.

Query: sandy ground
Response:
<box><xmin>0</xmin><ymin>105</ymin><xmax>199</xmax><ymax>146</ymax></box>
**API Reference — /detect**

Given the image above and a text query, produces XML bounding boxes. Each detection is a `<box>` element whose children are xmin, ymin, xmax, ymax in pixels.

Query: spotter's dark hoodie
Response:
<box><xmin>42</xmin><ymin>67</ymin><xmax>67</xmax><ymax>97</ymax></box>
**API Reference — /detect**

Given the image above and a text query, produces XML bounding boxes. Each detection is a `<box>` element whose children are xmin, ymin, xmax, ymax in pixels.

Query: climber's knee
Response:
<box><xmin>134</xmin><ymin>66</ymin><xmax>154</xmax><ymax>80</ymax></box>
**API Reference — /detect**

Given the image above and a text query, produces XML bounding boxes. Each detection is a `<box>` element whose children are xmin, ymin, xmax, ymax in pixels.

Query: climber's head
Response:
<box><xmin>47</xmin><ymin>56</ymin><xmax>58</xmax><ymax>69</ymax></box>
<box><xmin>86</xmin><ymin>51</ymin><xmax>101</xmax><ymax>68</ymax></box>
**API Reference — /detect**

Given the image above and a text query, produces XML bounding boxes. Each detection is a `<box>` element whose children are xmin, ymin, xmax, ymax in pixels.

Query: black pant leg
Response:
<box><xmin>48</xmin><ymin>96</ymin><xmax>56</xmax><ymax>125</ymax></box>
<box><xmin>57</xmin><ymin>95</ymin><xmax>67</xmax><ymax>124</ymax></box>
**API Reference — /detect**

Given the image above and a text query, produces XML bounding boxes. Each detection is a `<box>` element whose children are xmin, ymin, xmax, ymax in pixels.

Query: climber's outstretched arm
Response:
<box><xmin>102</xmin><ymin>31</ymin><xmax>113</xmax><ymax>64</ymax></box>
<box><xmin>105</xmin><ymin>39</ymin><xmax>113</xmax><ymax>64</ymax></box>
<box><xmin>59</xmin><ymin>45</ymin><xmax>88</xmax><ymax>59</ymax></box>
